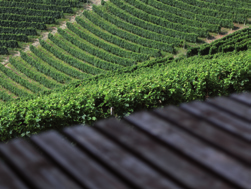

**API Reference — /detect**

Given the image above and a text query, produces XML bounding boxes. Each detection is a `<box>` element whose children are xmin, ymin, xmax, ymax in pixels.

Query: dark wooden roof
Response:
<box><xmin>0</xmin><ymin>93</ymin><xmax>250</xmax><ymax>189</ymax></box>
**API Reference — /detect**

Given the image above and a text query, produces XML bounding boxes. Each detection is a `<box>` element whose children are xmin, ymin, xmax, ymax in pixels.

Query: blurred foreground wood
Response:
<box><xmin>0</xmin><ymin>93</ymin><xmax>250</xmax><ymax>189</ymax></box>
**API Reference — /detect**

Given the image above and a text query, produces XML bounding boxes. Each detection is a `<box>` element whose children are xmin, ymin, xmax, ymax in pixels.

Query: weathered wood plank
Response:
<box><xmin>124</xmin><ymin>111</ymin><xmax>251</xmax><ymax>189</ymax></box>
<box><xmin>230</xmin><ymin>93</ymin><xmax>251</xmax><ymax>106</ymax></box>
<box><xmin>153</xmin><ymin>106</ymin><xmax>251</xmax><ymax>164</ymax></box>
<box><xmin>31</xmin><ymin>130</ymin><xmax>128</xmax><ymax>189</ymax></box>
<box><xmin>64</xmin><ymin>125</ymin><xmax>182</xmax><ymax>189</ymax></box>
<box><xmin>0</xmin><ymin>160</ymin><xmax>28</xmax><ymax>189</ymax></box>
<box><xmin>94</xmin><ymin>118</ymin><xmax>234</xmax><ymax>189</ymax></box>
<box><xmin>181</xmin><ymin>101</ymin><xmax>251</xmax><ymax>142</ymax></box>
<box><xmin>206</xmin><ymin>97</ymin><xmax>251</xmax><ymax>122</ymax></box>
<box><xmin>0</xmin><ymin>139</ymin><xmax>81</xmax><ymax>189</ymax></box>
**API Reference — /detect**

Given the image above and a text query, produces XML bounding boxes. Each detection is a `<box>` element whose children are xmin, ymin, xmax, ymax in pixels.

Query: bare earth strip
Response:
<box><xmin>205</xmin><ymin>23</ymin><xmax>249</xmax><ymax>44</ymax></box>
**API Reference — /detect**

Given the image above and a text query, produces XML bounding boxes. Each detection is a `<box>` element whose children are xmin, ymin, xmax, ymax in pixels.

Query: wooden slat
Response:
<box><xmin>230</xmin><ymin>93</ymin><xmax>251</xmax><ymax>106</ymax></box>
<box><xmin>206</xmin><ymin>97</ymin><xmax>251</xmax><ymax>122</ymax></box>
<box><xmin>181</xmin><ymin>101</ymin><xmax>251</xmax><ymax>142</ymax></box>
<box><xmin>0</xmin><ymin>139</ymin><xmax>81</xmax><ymax>189</ymax></box>
<box><xmin>153</xmin><ymin>106</ymin><xmax>251</xmax><ymax>165</ymax></box>
<box><xmin>0</xmin><ymin>160</ymin><xmax>28</xmax><ymax>189</ymax></box>
<box><xmin>94</xmin><ymin>118</ymin><xmax>234</xmax><ymax>189</ymax></box>
<box><xmin>31</xmin><ymin>130</ymin><xmax>128</xmax><ymax>189</ymax></box>
<box><xmin>124</xmin><ymin>111</ymin><xmax>251</xmax><ymax>189</ymax></box>
<box><xmin>64</xmin><ymin>125</ymin><xmax>182</xmax><ymax>189</ymax></box>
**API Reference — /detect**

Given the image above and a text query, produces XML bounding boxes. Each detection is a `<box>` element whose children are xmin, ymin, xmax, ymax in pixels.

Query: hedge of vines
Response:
<box><xmin>9</xmin><ymin>57</ymin><xmax>61</xmax><ymax>89</ymax></box>
<box><xmin>0</xmin><ymin>50</ymin><xmax>250</xmax><ymax>141</ymax></box>
<box><xmin>159</xmin><ymin>0</ymin><xmax>248</xmax><ymax>23</ymax></box>
<box><xmin>0</xmin><ymin>1</ymin><xmax>73</xmax><ymax>13</ymax></box>
<box><xmin>0</xmin><ymin>13</ymin><xmax>56</xmax><ymax>24</ymax></box>
<box><xmin>187</xmin><ymin>28</ymin><xmax>250</xmax><ymax>56</ymax></box>
<box><xmin>105</xmin><ymin>2</ymin><xmax>198</xmax><ymax>42</ymax></box>
<box><xmin>57</xmin><ymin>28</ymin><xmax>136</xmax><ymax>66</ymax></box>
<box><xmin>111</xmin><ymin>0</ymin><xmax>208</xmax><ymax>37</ymax></box>
<box><xmin>39</xmin><ymin>38</ymin><xmax>106</xmax><ymax>75</ymax></box>
<box><xmin>84</xmin><ymin>10</ymin><xmax>175</xmax><ymax>52</ymax></box>
<box><xmin>0</xmin><ymin>7</ymin><xmax>63</xmax><ymax>19</ymax></box>
<box><xmin>75</xmin><ymin>17</ymin><xmax>161</xmax><ymax>57</ymax></box>
<box><xmin>124</xmin><ymin>0</ymin><xmax>220</xmax><ymax>33</ymax></box>
<box><xmin>67</xmin><ymin>22</ymin><xmax>149</xmax><ymax>61</ymax></box>
<box><xmin>141</xmin><ymin>0</ymin><xmax>234</xmax><ymax>28</ymax></box>
<box><xmin>20</xmin><ymin>51</ymin><xmax>73</xmax><ymax>84</ymax></box>
<box><xmin>0</xmin><ymin>27</ymin><xmax>37</xmax><ymax>36</ymax></box>
<box><xmin>30</xmin><ymin>45</ymin><xmax>89</xmax><ymax>80</ymax></box>
<box><xmin>0</xmin><ymin>20</ymin><xmax>46</xmax><ymax>30</ymax></box>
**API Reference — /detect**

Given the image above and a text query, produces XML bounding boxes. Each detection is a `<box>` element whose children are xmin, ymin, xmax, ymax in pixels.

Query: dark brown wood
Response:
<box><xmin>0</xmin><ymin>139</ymin><xmax>81</xmax><ymax>189</ymax></box>
<box><xmin>206</xmin><ymin>97</ymin><xmax>251</xmax><ymax>122</ymax></box>
<box><xmin>94</xmin><ymin>118</ymin><xmax>234</xmax><ymax>189</ymax></box>
<box><xmin>0</xmin><ymin>160</ymin><xmax>28</xmax><ymax>189</ymax></box>
<box><xmin>31</xmin><ymin>130</ymin><xmax>128</xmax><ymax>189</ymax></box>
<box><xmin>124</xmin><ymin>111</ymin><xmax>251</xmax><ymax>189</ymax></box>
<box><xmin>0</xmin><ymin>92</ymin><xmax>250</xmax><ymax>189</ymax></box>
<box><xmin>153</xmin><ymin>106</ymin><xmax>251</xmax><ymax>165</ymax></box>
<box><xmin>64</xmin><ymin>125</ymin><xmax>182</xmax><ymax>189</ymax></box>
<box><xmin>230</xmin><ymin>93</ymin><xmax>251</xmax><ymax>106</ymax></box>
<box><xmin>181</xmin><ymin>101</ymin><xmax>251</xmax><ymax>142</ymax></box>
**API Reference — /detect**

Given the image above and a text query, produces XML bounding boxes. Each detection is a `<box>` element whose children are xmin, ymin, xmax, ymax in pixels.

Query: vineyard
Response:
<box><xmin>0</xmin><ymin>0</ymin><xmax>250</xmax><ymax>140</ymax></box>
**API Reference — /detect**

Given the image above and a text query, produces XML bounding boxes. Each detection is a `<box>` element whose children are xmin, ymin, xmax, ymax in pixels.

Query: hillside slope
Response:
<box><xmin>0</xmin><ymin>49</ymin><xmax>250</xmax><ymax>141</ymax></box>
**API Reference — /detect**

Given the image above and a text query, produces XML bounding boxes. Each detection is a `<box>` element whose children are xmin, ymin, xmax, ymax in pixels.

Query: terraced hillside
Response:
<box><xmin>0</xmin><ymin>0</ymin><xmax>250</xmax><ymax>102</ymax></box>
<box><xmin>187</xmin><ymin>28</ymin><xmax>250</xmax><ymax>57</ymax></box>
<box><xmin>0</xmin><ymin>0</ymin><xmax>87</xmax><ymax>55</ymax></box>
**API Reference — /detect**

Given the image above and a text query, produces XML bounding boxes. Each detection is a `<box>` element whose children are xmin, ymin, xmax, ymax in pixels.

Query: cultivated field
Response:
<box><xmin>0</xmin><ymin>0</ymin><xmax>250</xmax><ymax>140</ymax></box>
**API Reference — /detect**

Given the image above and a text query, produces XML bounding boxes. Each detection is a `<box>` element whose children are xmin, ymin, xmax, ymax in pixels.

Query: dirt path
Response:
<box><xmin>1</xmin><ymin>0</ymin><xmax>104</xmax><ymax>66</ymax></box>
<box><xmin>205</xmin><ymin>24</ymin><xmax>249</xmax><ymax>44</ymax></box>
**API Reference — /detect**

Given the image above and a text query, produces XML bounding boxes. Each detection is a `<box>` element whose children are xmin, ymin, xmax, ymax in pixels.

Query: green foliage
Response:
<box><xmin>0</xmin><ymin>13</ymin><xmax>56</xmax><ymax>24</ymax></box>
<box><xmin>0</xmin><ymin>7</ymin><xmax>63</xmax><ymax>19</ymax></box>
<box><xmin>142</xmin><ymin>0</ymin><xmax>234</xmax><ymax>28</ymax></box>
<box><xmin>0</xmin><ymin>90</ymin><xmax>12</xmax><ymax>101</ymax></box>
<box><xmin>111</xmin><ymin>0</ymin><xmax>208</xmax><ymax>37</ymax></box>
<box><xmin>0</xmin><ymin>19</ymin><xmax>46</xmax><ymax>30</ymax></box>
<box><xmin>0</xmin><ymin>27</ymin><xmax>37</xmax><ymax>36</ymax></box>
<box><xmin>84</xmin><ymin>9</ymin><xmax>175</xmax><ymax>52</ymax></box>
<box><xmin>124</xmin><ymin>0</ymin><xmax>220</xmax><ymax>33</ymax></box>
<box><xmin>0</xmin><ymin>46</ymin><xmax>8</xmax><ymax>55</ymax></box>
<box><xmin>182</xmin><ymin>0</ymin><xmax>251</xmax><ymax>18</ymax></box>
<box><xmin>48</xmin><ymin>33</ymin><xmax>123</xmax><ymax>70</ymax></box>
<box><xmin>0</xmin><ymin>70</ymin><xmax>32</xmax><ymax>98</ymax></box>
<box><xmin>187</xmin><ymin>28</ymin><xmax>250</xmax><ymax>57</ymax></box>
<box><xmin>0</xmin><ymin>33</ymin><xmax>28</xmax><ymax>42</ymax></box>
<box><xmin>160</xmin><ymin>0</ymin><xmax>248</xmax><ymax>23</ymax></box>
<box><xmin>75</xmin><ymin>16</ymin><xmax>160</xmax><ymax>57</ymax></box>
<box><xmin>67</xmin><ymin>22</ymin><xmax>149</xmax><ymax>61</ymax></box>
<box><xmin>202</xmin><ymin>0</ymin><xmax>250</xmax><ymax>9</ymax></box>
<box><xmin>93</xmin><ymin>5</ymin><xmax>179</xmax><ymax>47</ymax></box>
<box><xmin>0</xmin><ymin>40</ymin><xmax>18</xmax><ymax>48</ymax></box>
<box><xmin>30</xmin><ymin>45</ymin><xmax>89</xmax><ymax>80</ymax></box>
<box><xmin>7</xmin><ymin>0</ymin><xmax>82</xmax><ymax>7</ymax></box>
<box><xmin>57</xmin><ymin>28</ymin><xmax>135</xmax><ymax>66</ymax></box>
<box><xmin>0</xmin><ymin>1</ymin><xmax>73</xmax><ymax>13</ymax></box>
<box><xmin>0</xmin><ymin>51</ymin><xmax>250</xmax><ymax>141</ymax></box>
<box><xmin>105</xmin><ymin>2</ymin><xmax>197</xmax><ymax>43</ymax></box>
<box><xmin>9</xmin><ymin>57</ymin><xmax>61</xmax><ymax>89</ymax></box>
<box><xmin>20</xmin><ymin>50</ymin><xmax>72</xmax><ymax>84</ymax></box>
<box><xmin>0</xmin><ymin>63</ymin><xmax>42</xmax><ymax>93</ymax></box>
<box><xmin>39</xmin><ymin>38</ymin><xmax>106</xmax><ymax>75</ymax></box>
